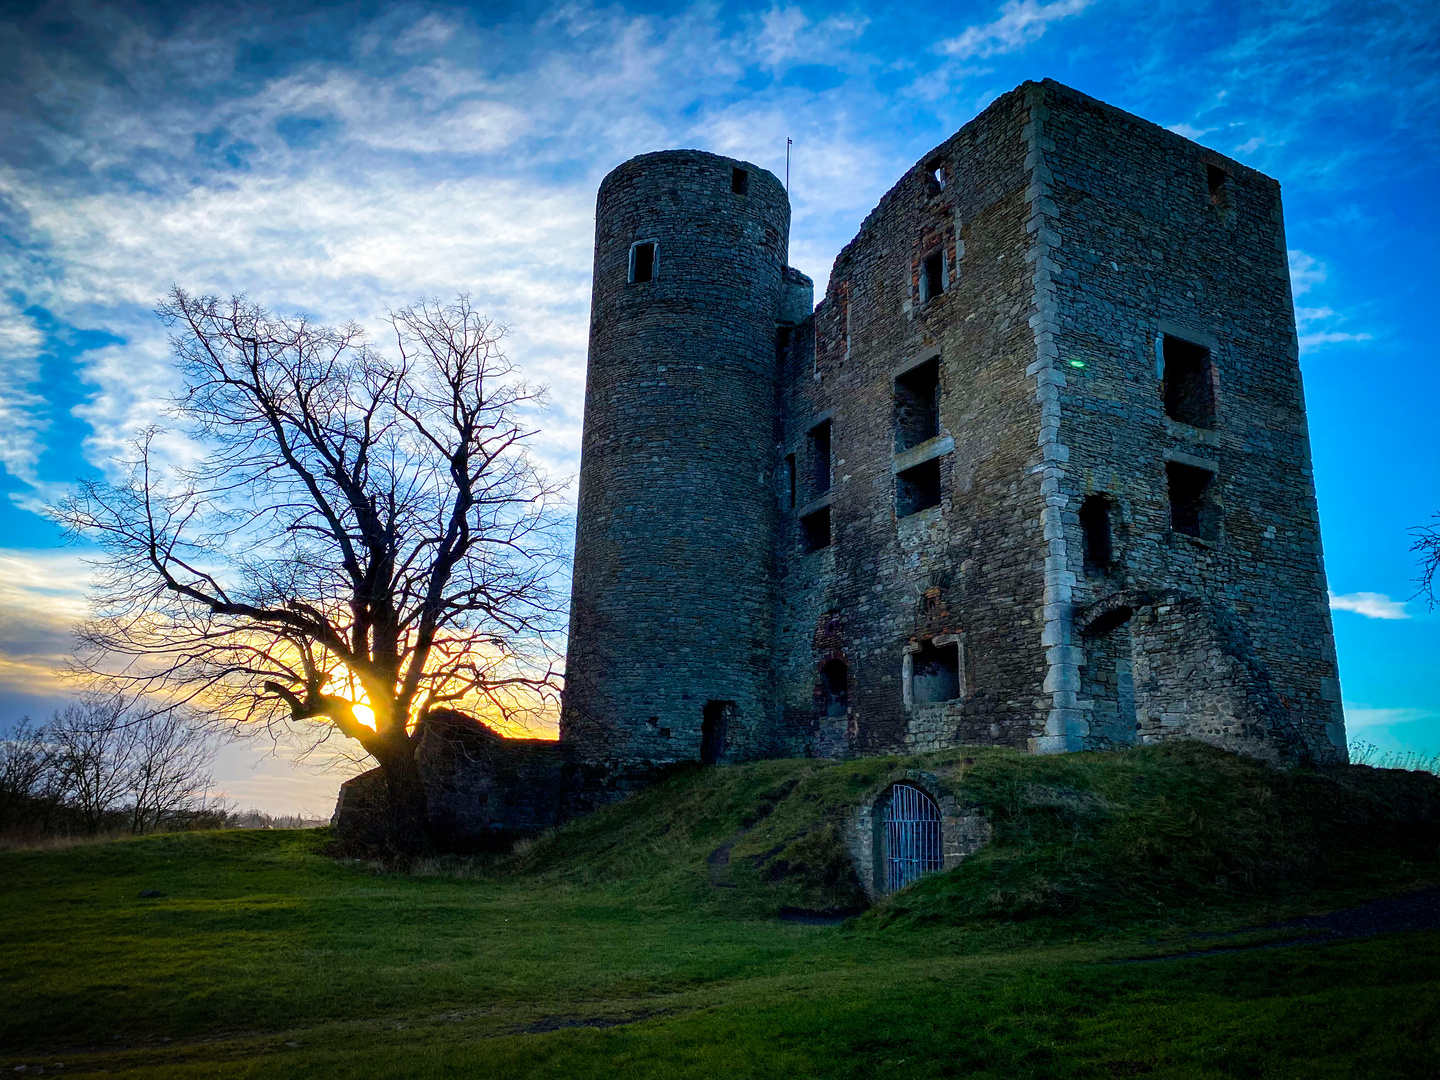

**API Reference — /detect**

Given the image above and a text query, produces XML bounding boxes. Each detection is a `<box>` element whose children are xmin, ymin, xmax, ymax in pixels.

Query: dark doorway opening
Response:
<box><xmin>701</xmin><ymin>701</ymin><xmax>731</xmax><ymax>765</ymax></box>
<box><xmin>818</xmin><ymin>659</ymin><xmax>849</xmax><ymax>718</ymax></box>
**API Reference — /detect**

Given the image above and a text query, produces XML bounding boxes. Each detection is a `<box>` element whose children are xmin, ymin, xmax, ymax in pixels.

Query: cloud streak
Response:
<box><xmin>939</xmin><ymin>0</ymin><xmax>1094</xmax><ymax>60</ymax></box>
<box><xmin>1329</xmin><ymin>592</ymin><xmax>1410</xmax><ymax>620</ymax></box>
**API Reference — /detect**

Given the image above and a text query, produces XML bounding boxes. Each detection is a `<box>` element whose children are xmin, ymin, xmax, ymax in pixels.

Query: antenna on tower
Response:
<box><xmin>786</xmin><ymin>137</ymin><xmax>792</xmax><ymax>195</ymax></box>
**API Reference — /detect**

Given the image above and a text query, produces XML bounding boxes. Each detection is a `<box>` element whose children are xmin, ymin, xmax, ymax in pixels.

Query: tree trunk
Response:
<box><xmin>370</xmin><ymin>738</ymin><xmax>432</xmax><ymax>862</ymax></box>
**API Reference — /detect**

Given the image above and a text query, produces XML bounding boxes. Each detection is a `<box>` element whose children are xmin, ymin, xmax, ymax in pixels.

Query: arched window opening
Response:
<box><xmin>1080</xmin><ymin>494</ymin><xmax>1115</xmax><ymax>573</ymax></box>
<box><xmin>818</xmin><ymin>659</ymin><xmax>848</xmax><ymax>718</ymax></box>
<box><xmin>883</xmin><ymin>783</ymin><xmax>943</xmax><ymax>891</ymax></box>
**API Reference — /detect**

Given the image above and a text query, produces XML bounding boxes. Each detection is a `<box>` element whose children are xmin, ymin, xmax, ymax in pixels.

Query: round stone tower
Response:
<box><xmin>561</xmin><ymin>150</ymin><xmax>793</xmax><ymax>766</ymax></box>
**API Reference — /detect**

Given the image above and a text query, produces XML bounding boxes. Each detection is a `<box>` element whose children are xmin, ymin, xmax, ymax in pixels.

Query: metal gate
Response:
<box><xmin>884</xmin><ymin>783</ymin><xmax>943</xmax><ymax>892</ymax></box>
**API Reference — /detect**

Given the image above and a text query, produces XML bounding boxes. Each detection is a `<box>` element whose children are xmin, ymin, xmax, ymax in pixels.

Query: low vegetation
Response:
<box><xmin>2</xmin><ymin>743</ymin><xmax>1437</xmax><ymax>1077</ymax></box>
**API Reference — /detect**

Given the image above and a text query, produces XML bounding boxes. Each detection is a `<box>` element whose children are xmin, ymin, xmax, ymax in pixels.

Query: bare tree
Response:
<box><xmin>1413</xmin><ymin>514</ymin><xmax>1440</xmax><ymax>610</ymax></box>
<box><xmin>48</xmin><ymin>694</ymin><xmax>138</xmax><ymax>834</ymax></box>
<box><xmin>127</xmin><ymin>708</ymin><xmax>217</xmax><ymax>834</ymax></box>
<box><xmin>57</xmin><ymin>290</ymin><xmax>567</xmax><ymax>852</ymax></box>
<box><xmin>0</xmin><ymin>718</ymin><xmax>55</xmax><ymax>826</ymax></box>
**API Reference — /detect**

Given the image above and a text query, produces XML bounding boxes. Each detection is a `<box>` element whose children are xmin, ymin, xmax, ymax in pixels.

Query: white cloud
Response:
<box><xmin>1288</xmin><ymin>249</ymin><xmax>1374</xmax><ymax>352</ymax></box>
<box><xmin>0</xmin><ymin>295</ymin><xmax>48</xmax><ymax>485</ymax></box>
<box><xmin>1288</xmin><ymin>249</ymin><xmax>1326</xmax><ymax>296</ymax></box>
<box><xmin>1329</xmin><ymin>591</ymin><xmax>1410</xmax><ymax>620</ymax></box>
<box><xmin>939</xmin><ymin>0</ymin><xmax>1093</xmax><ymax>60</ymax></box>
<box><xmin>1344</xmin><ymin>705</ymin><xmax>1437</xmax><ymax>731</ymax></box>
<box><xmin>0</xmin><ymin>548</ymin><xmax>92</xmax><ymax>700</ymax></box>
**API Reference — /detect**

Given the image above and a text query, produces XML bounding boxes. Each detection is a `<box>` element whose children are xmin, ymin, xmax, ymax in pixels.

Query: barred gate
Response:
<box><xmin>883</xmin><ymin>783</ymin><xmax>943</xmax><ymax>892</ymax></box>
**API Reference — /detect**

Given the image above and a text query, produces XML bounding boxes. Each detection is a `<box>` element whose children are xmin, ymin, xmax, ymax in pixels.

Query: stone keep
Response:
<box><xmin>562</xmin><ymin>79</ymin><xmax>1348</xmax><ymax>769</ymax></box>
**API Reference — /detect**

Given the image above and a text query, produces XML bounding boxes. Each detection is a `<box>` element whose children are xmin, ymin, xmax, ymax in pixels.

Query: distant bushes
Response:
<box><xmin>1</xmin><ymin>693</ymin><xmax>222</xmax><ymax>843</ymax></box>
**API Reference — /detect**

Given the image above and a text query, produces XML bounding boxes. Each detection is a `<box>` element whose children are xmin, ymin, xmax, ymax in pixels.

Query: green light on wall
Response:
<box><xmin>1068</xmin><ymin>359</ymin><xmax>1087</xmax><ymax>369</ymax></box>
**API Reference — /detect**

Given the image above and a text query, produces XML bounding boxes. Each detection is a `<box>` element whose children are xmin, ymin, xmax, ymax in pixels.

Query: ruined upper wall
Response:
<box><xmin>774</xmin><ymin>86</ymin><xmax>1053</xmax><ymax>755</ymax></box>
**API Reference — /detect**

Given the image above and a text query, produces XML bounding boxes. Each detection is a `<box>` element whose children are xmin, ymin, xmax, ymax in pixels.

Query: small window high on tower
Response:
<box><xmin>1161</xmin><ymin>335</ymin><xmax>1216</xmax><ymax>428</ymax></box>
<box><xmin>920</xmin><ymin>251</ymin><xmax>946</xmax><ymax>303</ymax></box>
<box><xmin>628</xmin><ymin>241</ymin><xmax>656</xmax><ymax>284</ymax></box>
<box><xmin>731</xmin><ymin>167</ymin><xmax>750</xmax><ymax>195</ymax></box>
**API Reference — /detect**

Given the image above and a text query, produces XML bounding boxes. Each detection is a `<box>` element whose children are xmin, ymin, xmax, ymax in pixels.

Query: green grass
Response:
<box><xmin>2</xmin><ymin>744</ymin><xmax>1438</xmax><ymax>1077</ymax></box>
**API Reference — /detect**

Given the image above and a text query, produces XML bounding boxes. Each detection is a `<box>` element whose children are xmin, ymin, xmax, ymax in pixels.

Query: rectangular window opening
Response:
<box><xmin>1167</xmin><ymin>462</ymin><xmax>1220</xmax><ymax>540</ymax></box>
<box><xmin>629</xmin><ymin>241</ymin><xmax>656</xmax><ymax>284</ymax></box>
<box><xmin>1161</xmin><ymin>335</ymin><xmax>1216</xmax><ymax>428</ymax></box>
<box><xmin>801</xmin><ymin>505</ymin><xmax>831</xmax><ymax>552</ymax></box>
<box><xmin>1079</xmin><ymin>494</ymin><xmax>1115</xmax><ymax>573</ymax></box>
<box><xmin>895</xmin><ymin>357</ymin><xmax>941</xmax><ymax>451</ymax></box>
<box><xmin>896</xmin><ymin>458</ymin><xmax>941</xmax><ymax>518</ymax></box>
<box><xmin>809</xmin><ymin>420</ymin><xmax>832</xmax><ymax>496</ymax></box>
<box><xmin>920</xmin><ymin>251</ymin><xmax>945</xmax><ymax>303</ymax></box>
<box><xmin>910</xmin><ymin>640</ymin><xmax>961</xmax><ymax>705</ymax></box>
<box><xmin>731</xmin><ymin>167</ymin><xmax>750</xmax><ymax>195</ymax></box>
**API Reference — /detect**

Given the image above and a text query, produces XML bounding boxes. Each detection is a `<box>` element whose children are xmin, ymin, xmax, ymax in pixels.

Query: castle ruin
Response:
<box><xmin>337</xmin><ymin>79</ymin><xmax>1348</xmax><ymax>852</ymax></box>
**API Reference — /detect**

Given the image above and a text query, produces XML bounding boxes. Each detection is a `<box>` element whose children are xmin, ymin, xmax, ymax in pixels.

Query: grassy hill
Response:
<box><xmin>2</xmin><ymin>743</ymin><xmax>1438</xmax><ymax>1077</ymax></box>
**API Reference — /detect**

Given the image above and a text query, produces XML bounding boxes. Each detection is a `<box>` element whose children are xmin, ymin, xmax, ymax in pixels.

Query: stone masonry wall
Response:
<box><xmin>774</xmin><ymin>86</ymin><xmax>1055</xmax><ymax>757</ymax></box>
<box><xmin>561</xmin><ymin>151</ymin><xmax>793</xmax><ymax>768</ymax></box>
<box><xmin>1032</xmin><ymin>80</ymin><xmax>1346</xmax><ymax>761</ymax></box>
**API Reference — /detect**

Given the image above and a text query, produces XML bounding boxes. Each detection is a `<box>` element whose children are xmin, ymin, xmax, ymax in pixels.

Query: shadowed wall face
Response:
<box><xmin>561</xmin><ymin>151</ymin><xmax>792</xmax><ymax>765</ymax></box>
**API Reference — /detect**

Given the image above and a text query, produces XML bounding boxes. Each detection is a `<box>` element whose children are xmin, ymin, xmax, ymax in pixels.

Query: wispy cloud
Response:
<box><xmin>1329</xmin><ymin>591</ymin><xmax>1410</xmax><ymax>620</ymax></box>
<box><xmin>1288</xmin><ymin>249</ymin><xmax>1374</xmax><ymax>352</ymax></box>
<box><xmin>938</xmin><ymin>0</ymin><xmax>1093</xmax><ymax>60</ymax></box>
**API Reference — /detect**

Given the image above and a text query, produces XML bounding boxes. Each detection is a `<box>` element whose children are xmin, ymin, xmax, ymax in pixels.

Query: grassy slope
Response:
<box><xmin>2</xmin><ymin>744</ymin><xmax>1438</xmax><ymax>1078</ymax></box>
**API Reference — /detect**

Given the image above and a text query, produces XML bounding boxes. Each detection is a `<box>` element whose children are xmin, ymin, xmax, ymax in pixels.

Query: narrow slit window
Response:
<box><xmin>896</xmin><ymin>458</ymin><xmax>941</xmax><ymax>518</ymax></box>
<box><xmin>933</xmin><ymin>165</ymin><xmax>946</xmax><ymax>191</ymax></box>
<box><xmin>1079</xmin><ymin>494</ymin><xmax>1115</xmax><ymax>573</ymax></box>
<box><xmin>1161</xmin><ymin>335</ymin><xmax>1216</xmax><ymax>428</ymax></box>
<box><xmin>731</xmin><ymin>167</ymin><xmax>750</xmax><ymax>195</ymax></box>
<box><xmin>895</xmin><ymin>357</ymin><xmax>941</xmax><ymax>451</ymax></box>
<box><xmin>920</xmin><ymin>251</ymin><xmax>945</xmax><ymax>303</ymax></box>
<box><xmin>1167</xmin><ymin>462</ymin><xmax>1220</xmax><ymax>540</ymax></box>
<box><xmin>809</xmin><ymin>420</ymin><xmax>832</xmax><ymax>496</ymax></box>
<box><xmin>801</xmin><ymin>505</ymin><xmax>831</xmax><ymax>552</ymax></box>
<box><xmin>784</xmin><ymin>454</ymin><xmax>796</xmax><ymax>510</ymax></box>
<box><xmin>628</xmin><ymin>241</ymin><xmax>656</xmax><ymax>284</ymax></box>
<box><xmin>1207</xmin><ymin>165</ymin><xmax>1229</xmax><ymax>205</ymax></box>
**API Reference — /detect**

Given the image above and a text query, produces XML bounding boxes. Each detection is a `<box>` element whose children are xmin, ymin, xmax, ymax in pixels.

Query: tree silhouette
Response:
<box><xmin>58</xmin><ymin>289</ymin><xmax>567</xmax><ymax>853</ymax></box>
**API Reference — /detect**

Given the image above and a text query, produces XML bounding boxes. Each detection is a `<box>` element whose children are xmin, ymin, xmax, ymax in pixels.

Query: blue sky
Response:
<box><xmin>1</xmin><ymin>0</ymin><xmax>1436</xmax><ymax>811</ymax></box>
